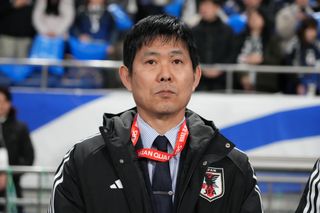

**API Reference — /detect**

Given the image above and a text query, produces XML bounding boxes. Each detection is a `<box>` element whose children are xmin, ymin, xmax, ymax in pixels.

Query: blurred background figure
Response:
<box><xmin>32</xmin><ymin>0</ymin><xmax>75</xmax><ymax>37</ymax></box>
<box><xmin>67</xmin><ymin>0</ymin><xmax>124</xmax><ymax>88</ymax></box>
<box><xmin>0</xmin><ymin>0</ymin><xmax>35</xmax><ymax>58</ymax></box>
<box><xmin>276</xmin><ymin>0</ymin><xmax>313</xmax><ymax>56</ymax></box>
<box><xmin>235</xmin><ymin>9</ymin><xmax>273</xmax><ymax>92</ymax></box>
<box><xmin>192</xmin><ymin>0</ymin><xmax>236</xmax><ymax>91</ymax></box>
<box><xmin>0</xmin><ymin>87</ymin><xmax>34</xmax><ymax>213</ymax></box>
<box><xmin>70</xmin><ymin>0</ymin><xmax>119</xmax><ymax>58</ymax></box>
<box><xmin>286</xmin><ymin>16</ymin><xmax>320</xmax><ymax>95</ymax></box>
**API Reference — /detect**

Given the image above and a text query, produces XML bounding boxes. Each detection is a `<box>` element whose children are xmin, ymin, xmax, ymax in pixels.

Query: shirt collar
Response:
<box><xmin>136</xmin><ymin>114</ymin><xmax>185</xmax><ymax>151</ymax></box>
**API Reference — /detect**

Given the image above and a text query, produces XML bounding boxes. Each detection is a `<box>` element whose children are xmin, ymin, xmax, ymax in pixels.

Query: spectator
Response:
<box><xmin>192</xmin><ymin>0</ymin><xmax>236</xmax><ymax>91</ymax></box>
<box><xmin>287</xmin><ymin>17</ymin><xmax>320</xmax><ymax>95</ymax></box>
<box><xmin>32</xmin><ymin>0</ymin><xmax>75</xmax><ymax>37</ymax></box>
<box><xmin>275</xmin><ymin>0</ymin><xmax>313</xmax><ymax>55</ymax></box>
<box><xmin>296</xmin><ymin>158</ymin><xmax>320</xmax><ymax>212</ymax></box>
<box><xmin>0</xmin><ymin>87</ymin><xmax>34</xmax><ymax>213</ymax></box>
<box><xmin>70</xmin><ymin>0</ymin><xmax>119</xmax><ymax>57</ymax></box>
<box><xmin>0</xmin><ymin>0</ymin><xmax>35</xmax><ymax>58</ymax></box>
<box><xmin>242</xmin><ymin>0</ymin><xmax>274</xmax><ymax>29</ymax></box>
<box><xmin>68</xmin><ymin>0</ymin><xmax>124</xmax><ymax>88</ymax></box>
<box><xmin>235</xmin><ymin>9</ymin><xmax>274</xmax><ymax>92</ymax></box>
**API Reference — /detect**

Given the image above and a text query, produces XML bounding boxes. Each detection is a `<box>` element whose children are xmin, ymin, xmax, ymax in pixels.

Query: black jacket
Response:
<box><xmin>49</xmin><ymin>109</ymin><xmax>263</xmax><ymax>213</ymax></box>
<box><xmin>295</xmin><ymin>158</ymin><xmax>320</xmax><ymax>213</ymax></box>
<box><xmin>191</xmin><ymin>19</ymin><xmax>236</xmax><ymax>90</ymax></box>
<box><xmin>192</xmin><ymin>19</ymin><xmax>236</xmax><ymax>64</ymax></box>
<box><xmin>1</xmin><ymin>116</ymin><xmax>34</xmax><ymax>167</ymax></box>
<box><xmin>0</xmin><ymin>111</ymin><xmax>34</xmax><ymax>199</ymax></box>
<box><xmin>0</xmin><ymin>0</ymin><xmax>35</xmax><ymax>37</ymax></box>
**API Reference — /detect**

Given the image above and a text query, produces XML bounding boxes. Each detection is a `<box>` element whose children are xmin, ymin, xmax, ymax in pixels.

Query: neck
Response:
<box><xmin>137</xmin><ymin>109</ymin><xmax>185</xmax><ymax>135</ymax></box>
<box><xmin>251</xmin><ymin>29</ymin><xmax>262</xmax><ymax>37</ymax></box>
<box><xmin>204</xmin><ymin>15</ymin><xmax>218</xmax><ymax>23</ymax></box>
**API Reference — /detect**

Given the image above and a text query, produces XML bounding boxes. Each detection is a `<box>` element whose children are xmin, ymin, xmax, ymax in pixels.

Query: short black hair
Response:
<box><xmin>0</xmin><ymin>86</ymin><xmax>12</xmax><ymax>102</ymax></box>
<box><xmin>199</xmin><ymin>0</ymin><xmax>224</xmax><ymax>6</ymax></box>
<box><xmin>297</xmin><ymin>16</ymin><xmax>318</xmax><ymax>44</ymax></box>
<box><xmin>0</xmin><ymin>86</ymin><xmax>16</xmax><ymax>119</ymax></box>
<box><xmin>123</xmin><ymin>14</ymin><xmax>200</xmax><ymax>72</ymax></box>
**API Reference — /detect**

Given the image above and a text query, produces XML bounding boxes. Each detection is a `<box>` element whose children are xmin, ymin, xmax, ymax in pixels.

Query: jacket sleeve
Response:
<box><xmin>18</xmin><ymin>123</ymin><xmax>34</xmax><ymax>166</ymax></box>
<box><xmin>240</xmin><ymin>161</ymin><xmax>264</xmax><ymax>213</ymax></box>
<box><xmin>48</xmin><ymin>146</ymin><xmax>85</xmax><ymax>213</ymax></box>
<box><xmin>32</xmin><ymin>0</ymin><xmax>75</xmax><ymax>36</ymax></box>
<box><xmin>296</xmin><ymin>159</ymin><xmax>320</xmax><ymax>213</ymax></box>
<box><xmin>54</xmin><ymin>0</ymin><xmax>75</xmax><ymax>36</ymax></box>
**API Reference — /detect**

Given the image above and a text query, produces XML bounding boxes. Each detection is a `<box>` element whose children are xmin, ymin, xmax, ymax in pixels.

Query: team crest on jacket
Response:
<box><xmin>200</xmin><ymin>167</ymin><xmax>224</xmax><ymax>202</ymax></box>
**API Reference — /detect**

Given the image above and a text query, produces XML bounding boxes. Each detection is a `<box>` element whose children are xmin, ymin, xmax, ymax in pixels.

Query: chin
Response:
<box><xmin>154</xmin><ymin>104</ymin><xmax>181</xmax><ymax>116</ymax></box>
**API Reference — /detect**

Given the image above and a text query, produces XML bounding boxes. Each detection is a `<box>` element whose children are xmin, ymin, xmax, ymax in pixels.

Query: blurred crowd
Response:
<box><xmin>0</xmin><ymin>0</ymin><xmax>320</xmax><ymax>94</ymax></box>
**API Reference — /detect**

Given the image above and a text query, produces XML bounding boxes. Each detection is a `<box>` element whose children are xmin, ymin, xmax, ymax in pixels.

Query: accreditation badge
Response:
<box><xmin>200</xmin><ymin>167</ymin><xmax>224</xmax><ymax>202</ymax></box>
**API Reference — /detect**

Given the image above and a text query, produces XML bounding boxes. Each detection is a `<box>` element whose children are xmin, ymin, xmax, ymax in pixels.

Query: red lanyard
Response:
<box><xmin>130</xmin><ymin>116</ymin><xmax>189</xmax><ymax>162</ymax></box>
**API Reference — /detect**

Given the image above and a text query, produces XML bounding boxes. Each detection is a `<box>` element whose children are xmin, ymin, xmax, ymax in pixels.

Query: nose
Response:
<box><xmin>160</xmin><ymin>76</ymin><xmax>171</xmax><ymax>82</ymax></box>
<box><xmin>158</xmin><ymin>62</ymin><xmax>172</xmax><ymax>82</ymax></box>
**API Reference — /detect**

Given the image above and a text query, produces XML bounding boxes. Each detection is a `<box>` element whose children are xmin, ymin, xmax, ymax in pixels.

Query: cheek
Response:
<box><xmin>0</xmin><ymin>104</ymin><xmax>9</xmax><ymax>114</ymax></box>
<box><xmin>131</xmin><ymin>74</ymin><xmax>152</xmax><ymax>98</ymax></box>
<box><xmin>180</xmin><ymin>76</ymin><xmax>196</xmax><ymax>93</ymax></box>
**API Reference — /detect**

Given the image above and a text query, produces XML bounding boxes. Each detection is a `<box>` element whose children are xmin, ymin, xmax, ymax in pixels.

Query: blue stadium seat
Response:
<box><xmin>69</xmin><ymin>37</ymin><xmax>108</xmax><ymax>60</ymax></box>
<box><xmin>227</xmin><ymin>13</ymin><xmax>247</xmax><ymax>35</ymax></box>
<box><xmin>0</xmin><ymin>35</ymin><xmax>65</xmax><ymax>83</ymax></box>
<box><xmin>29</xmin><ymin>35</ymin><xmax>65</xmax><ymax>76</ymax></box>
<box><xmin>164</xmin><ymin>0</ymin><xmax>184</xmax><ymax>17</ymax></box>
<box><xmin>0</xmin><ymin>65</ymin><xmax>33</xmax><ymax>83</ymax></box>
<box><xmin>107</xmin><ymin>4</ymin><xmax>133</xmax><ymax>31</ymax></box>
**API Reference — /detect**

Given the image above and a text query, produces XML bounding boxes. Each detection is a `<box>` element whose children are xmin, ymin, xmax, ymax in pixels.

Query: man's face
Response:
<box><xmin>305</xmin><ymin>27</ymin><xmax>317</xmax><ymax>43</ymax></box>
<box><xmin>120</xmin><ymin>37</ymin><xmax>201</xmax><ymax>119</ymax></box>
<box><xmin>243</xmin><ymin>0</ymin><xmax>262</xmax><ymax>9</ymax></box>
<box><xmin>199</xmin><ymin>1</ymin><xmax>220</xmax><ymax>22</ymax></box>
<box><xmin>0</xmin><ymin>93</ymin><xmax>10</xmax><ymax>118</ymax></box>
<box><xmin>296</xmin><ymin>0</ymin><xmax>309</xmax><ymax>7</ymax></box>
<box><xmin>89</xmin><ymin>0</ymin><xmax>105</xmax><ymax>5</ymax></box>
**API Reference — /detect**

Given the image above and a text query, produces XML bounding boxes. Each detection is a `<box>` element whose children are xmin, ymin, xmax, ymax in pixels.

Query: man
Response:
<box><xmin>192</xmin><ymin>0</ymin><xmax>236</xmax><ymax>91</ymax></box>
<box><xmin>296</xmin><ymin>158</ymin><xmax>320</xmax><ymax>213</ymax></box>
<box><xmin>49</xmin><ymin>14</ymin><xmax>263</xmax><ymax>213</ymax></box>
<box><xmin>0</xmin><ymin>87</ymin><xmax>35</xmax><ymax>213</ymax></box>
<box><xmin>0</xmin><ymin>0</ymin><xmax>35</xmax><ymax>58</ymax></box>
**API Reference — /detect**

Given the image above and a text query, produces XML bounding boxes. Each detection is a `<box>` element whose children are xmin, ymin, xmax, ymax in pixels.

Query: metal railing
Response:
<box><xmin>1</xmin><ymin>57</ymin><xmax>319</xmax><ymax>92</ymax></box>
<box><xmin>0</xmin><ymin>156</ymin><xmax>317</xmax><ymax>213</ymax></box>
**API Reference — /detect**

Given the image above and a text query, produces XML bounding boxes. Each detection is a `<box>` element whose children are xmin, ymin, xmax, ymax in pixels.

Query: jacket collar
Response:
<box><xmin>100</xmin><ymin>108</ymin><xmax>235</xmax><ymax>213</ymax></box>
<box><xmin>175</xmin><ymin>110</ymin><xmax>234</xmax><ymax>212</ymax></box>
<box><xmin>100</xmin><ymin>108</ymin><xmax>153</xmax><ymax>213</ymax></box>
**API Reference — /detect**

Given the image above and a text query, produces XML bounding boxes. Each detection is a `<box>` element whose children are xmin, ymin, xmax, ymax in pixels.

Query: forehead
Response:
<box><xmin>137</xmin><ymin>37</ymin><xmax>189</xmax><ymax>55</ymax></box>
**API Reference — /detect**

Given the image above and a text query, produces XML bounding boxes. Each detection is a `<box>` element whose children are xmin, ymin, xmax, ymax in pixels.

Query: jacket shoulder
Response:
<box><xmin>227</xmin><ymin>147</ymin><xmax>250</xmax><ymax>176</ymax></box>
<box><xmin>72</xmin><ymin>133</ymin><xmax>105</xmax><ymax>163</ymax></box>
<box><xmin>5</xmin><ymin>119</ymin><xmax>29</xmax><ymax>131</ymax></box>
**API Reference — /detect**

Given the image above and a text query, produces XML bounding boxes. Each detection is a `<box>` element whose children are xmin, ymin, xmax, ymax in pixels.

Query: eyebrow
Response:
<box><xmin>143</xmin><ymin>50</ymin><xmax>184</xmax><ymax>57</ymax></box>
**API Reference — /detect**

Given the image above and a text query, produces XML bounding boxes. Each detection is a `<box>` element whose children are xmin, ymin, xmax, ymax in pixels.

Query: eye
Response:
<box><xmin>145</xmin><ymin>60</ymin><xmax>156</xmax><ymax>65</ymax></box>
<box><xmin>173</xmin><ymin>59</ymin><xmax>183</xmax><ymax>64</ymax></box>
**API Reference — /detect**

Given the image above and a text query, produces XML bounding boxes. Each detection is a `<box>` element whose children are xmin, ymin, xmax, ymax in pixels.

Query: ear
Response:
<box><xmin>119</xmin><ymin>65</ymin><xmax>132</xmax><ymax>91</ymax></box>
<box><xmin>192</xmin><ymin>65</ymin><xmax>202</xmax><ymax>92</ymax></box>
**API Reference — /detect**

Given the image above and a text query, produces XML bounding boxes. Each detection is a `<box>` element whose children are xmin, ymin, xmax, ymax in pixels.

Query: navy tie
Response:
<box><xmin>152</xmin><ymin>136</ymin><xmax>173</xmax><ymax>213</ymax></box>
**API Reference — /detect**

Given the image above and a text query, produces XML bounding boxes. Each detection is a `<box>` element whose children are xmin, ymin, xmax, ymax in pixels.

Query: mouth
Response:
<box><xmin>155</xmin><ymin>89</ymin><xmax>176</xmax><ymax>97</ymax></box>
